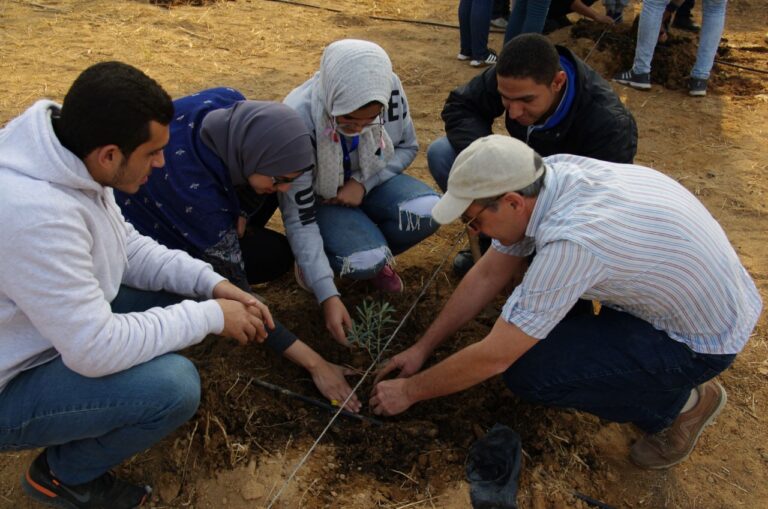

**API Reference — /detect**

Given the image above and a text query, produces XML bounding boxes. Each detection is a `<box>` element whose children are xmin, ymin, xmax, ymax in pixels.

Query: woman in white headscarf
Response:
<box><xmin>282</xmin><ymin>39</ymin><xmax>440</xmax><ymax>345</ymax></box>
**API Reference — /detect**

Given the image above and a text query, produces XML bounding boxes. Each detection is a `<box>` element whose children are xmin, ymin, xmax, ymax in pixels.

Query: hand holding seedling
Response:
<box><xmin>322</xmin><ymin>296</ymin><xmax>352</xmax><ymax>346</ymax></box>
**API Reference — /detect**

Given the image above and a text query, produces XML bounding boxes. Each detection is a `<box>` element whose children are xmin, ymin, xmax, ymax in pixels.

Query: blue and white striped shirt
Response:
<box><xmin>495</xmin><ymin>154</ymin><xmax>762</xmax><ymax>355</ymax></box>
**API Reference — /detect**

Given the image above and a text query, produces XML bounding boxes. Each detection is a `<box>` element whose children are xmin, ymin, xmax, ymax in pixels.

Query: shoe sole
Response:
<box><xmin>21</xmin><ymin>470</ymin><xmax>78</xmax><ymax>509</ymax></box>
<box><xmin>689</xmin><ymin>90</ymin><xmax>707</xmax><ymax>97</ymax></box>
<box><xmin>632</xmin><ymin>381</ymin><xmax>727</xmax><ymax>470</ymax></box>
<box><xmin>613</xmin><ymin>79</ymin><xmax>652</xmax><ymax>90</ymax></box>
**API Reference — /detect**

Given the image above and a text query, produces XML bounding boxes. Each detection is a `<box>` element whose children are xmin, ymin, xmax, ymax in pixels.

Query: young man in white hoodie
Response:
<box><xmin>0</xmin><ymin>62</ymin><xmax>273</xmax><ymax>509</ymax></box>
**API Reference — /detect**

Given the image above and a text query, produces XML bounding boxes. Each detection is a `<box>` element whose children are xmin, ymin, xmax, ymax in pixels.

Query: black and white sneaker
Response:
<box><xmin>21</xmin><ymin>452</ymin><xmax>150</xmax><ymax>509</ymax></box>
<box><xmin>470</xmin><ymin>50</ymin><xmax>498</xmax><ymax>67</ymax></box>
<box><xmin>457</xmin><ymin>52</ymin><xmax>471</xmax><ymax>61</ymax></box>
<box><xmin>689</xmin><ymin>77</ymin><xmax>708</xmax><ymax>97</ymax></box>
<box><xmin>613</xmin><ymin>68</ymin><xmax>652</xmax><ymax>90</ymax></box>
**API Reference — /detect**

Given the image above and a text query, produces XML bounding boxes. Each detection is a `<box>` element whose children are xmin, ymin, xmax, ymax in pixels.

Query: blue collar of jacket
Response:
<box><xmin>527</xmin><ymin>55</ymin><xmax>577</xmax><ymax>135</ymax></box>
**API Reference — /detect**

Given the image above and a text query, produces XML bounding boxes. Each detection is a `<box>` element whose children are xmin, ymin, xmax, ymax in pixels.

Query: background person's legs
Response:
<box><xmin>469</xmin><ymin>0</ymin><xmax>494</xmax><ymax>60</ymax></box>
<box><xmin>673</xmin><ymin>0</ymin><xmax>700</xmax><ymax>30</ymax></box>
<box><xmin>504</xmin><ymin>0</ymin><xmax>552</xmax><ymax>43</ymax></box>
<box><xmin>690</xmin><ymin>0</ymin><xmax>727</xmax><ymax>80</ymax></box>
<box><xmin>426</xmin><ymin>136</ymin><xmax>458</xmax><ymax>193</ymax></box>
<box><xmin>458</xmin><ymin>0</ymin><xmax>473</xmax><ymax>57</ymax></box>
<box><xmin>502</xmin><ymin>306</ymin><xmax>734</xmax><ymax>433</ymax></box>
<box><xmin>631</xmin><ymin>0</ymin><xmax>667</xmax><ymax>75</ymax></box>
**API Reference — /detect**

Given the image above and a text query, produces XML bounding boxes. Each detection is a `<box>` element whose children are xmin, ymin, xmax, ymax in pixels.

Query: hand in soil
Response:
<box><xmin>370</xmin><ymin>377</ymin><xmax>413</xmax><ymax>416</ymax></box>
<box><xmin>322</xmin><ymin>296</ymin><xmax>353</xmax><ymax>346</ymax></box>
<box><xmin>309</xmin><ymin>361</ymin><xmax>362</xmax><ymax>413</ymax></box>
<box><xmin>373</xmin><ymin>345</ymin><xmax>428</xmax><ymax>384</ymax></box>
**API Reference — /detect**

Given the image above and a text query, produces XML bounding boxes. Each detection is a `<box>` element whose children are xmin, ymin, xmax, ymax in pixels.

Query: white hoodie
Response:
<box><xmin>0</xmin><ymin>100</ymin><xmax>226</xmax><ymax>392</ymax></box>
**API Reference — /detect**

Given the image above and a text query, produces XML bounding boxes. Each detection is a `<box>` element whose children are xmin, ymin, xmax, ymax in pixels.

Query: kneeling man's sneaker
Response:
<box><xmin>630</xmin><ymin>380</ymin><xmax>727</xmax><ymax>469</ymax></box>
<box><xmin>613</xmin><ymin>69</ymin><xmax>652</xmax><ymax>90</ymax></box>
<box><xmin>21</xmin><ymin>451</ymin><xmax>151</xmax><ymax>508</ymax></box>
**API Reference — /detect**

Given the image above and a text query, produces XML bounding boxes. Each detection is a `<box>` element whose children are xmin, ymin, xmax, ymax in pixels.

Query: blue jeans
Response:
<box><xmin>426</xmin><ymin>136</ymin><xmax>459</xmax><ymax>192</ymax></box>
<box><xmin>504</xmin><ymin>0</ymin><xmax>553</xmax><ymax>43</ymax></box>
<box><xmin>633</xmin><ymin>0</ymin><xmax>727</xmax><ymax>79</ymax></box>
<box><xmin>459</xmin><ymin>0</ymin><xmax>493</xmax><ymax>60</ymax></box>
<box><xmin>0</xmin><ymin>287</ymin><xmax>199</xmax><ymax>484</ymax></box>
<box><xmin>503</xmin><ymin>305</ymin><xmax>735</xmax><ymax>433</ymax></box>
<box><xmin>317</xmin><ymin>174</ymin><xmax>440</xmax><ymax>279</ymax></box>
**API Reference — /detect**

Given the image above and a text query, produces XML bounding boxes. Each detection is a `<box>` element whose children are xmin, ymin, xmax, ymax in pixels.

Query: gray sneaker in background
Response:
<box><xmin>689</xmin><ymin>77</ymin><xmax>708</xmax><ymax>97</ymax></box>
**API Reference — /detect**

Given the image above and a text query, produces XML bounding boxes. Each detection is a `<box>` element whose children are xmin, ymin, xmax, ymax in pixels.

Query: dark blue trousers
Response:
<box><xmin>503</xmin><ymin>305</ymin><xmax>735</xmax><ymax>433</ymax></box>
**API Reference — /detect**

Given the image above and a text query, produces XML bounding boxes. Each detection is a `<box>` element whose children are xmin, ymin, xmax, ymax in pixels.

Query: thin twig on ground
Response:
<box><xmin>179</xmin><ymin>420</ymin><xmax>199</xmax><ymax>490</ymax></box>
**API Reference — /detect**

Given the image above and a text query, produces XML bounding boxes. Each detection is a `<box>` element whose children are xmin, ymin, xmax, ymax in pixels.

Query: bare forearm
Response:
<box><xmin>406</xmin><ymin>342</ymin><xmax>504</xmax><ymax>403</ymax></box>
<box><xmin>417</xmin><ymin>250</ymin><xmax>523</xmax><ymax>354</ymax></box>
<box><xmin>406</xmin><ymin>319</ymin><xmax>538</xmax><ymax>404</ymax></box>
<box><xmin>282</xmin><ymin>340</ymin><xmax>321</xmax><ymax>371</ymax></box>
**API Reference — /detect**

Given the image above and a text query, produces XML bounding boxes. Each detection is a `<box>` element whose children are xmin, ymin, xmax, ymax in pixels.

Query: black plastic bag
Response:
<box><xmin>466</xmin><ymin>423</ymin><xmax>522</xmax><ymax>509</ymax></box>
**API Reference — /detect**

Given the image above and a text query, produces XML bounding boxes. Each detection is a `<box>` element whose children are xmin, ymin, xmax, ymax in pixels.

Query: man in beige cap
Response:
<box><xmin>370</xmin><ymin>135</ymin><xmax>761</xmax><ymax>469</ymax></box>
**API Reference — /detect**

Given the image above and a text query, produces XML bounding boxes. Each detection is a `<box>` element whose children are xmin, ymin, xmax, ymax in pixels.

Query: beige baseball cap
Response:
<box><xmin>431</xmin><ymin>135</ymin><xmax>544</xmax><ymax>224</ymax></box>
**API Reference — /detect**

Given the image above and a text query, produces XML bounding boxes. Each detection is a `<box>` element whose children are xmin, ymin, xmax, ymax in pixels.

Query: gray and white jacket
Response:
<box><xmin>281</xmin><ymin>72</ymin><xmax>418</xmax><ymax>303</ymax></box>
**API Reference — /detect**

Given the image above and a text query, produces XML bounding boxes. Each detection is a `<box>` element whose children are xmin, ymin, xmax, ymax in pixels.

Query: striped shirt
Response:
<box><xmin>495</xmin><ymin>154</ymin><xmax>762</xmax><ymax>355</ymax></box>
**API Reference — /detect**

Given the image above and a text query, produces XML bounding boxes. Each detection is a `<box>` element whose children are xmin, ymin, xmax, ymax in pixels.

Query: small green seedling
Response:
<box><xmin>348</xmin><ymin>299</ymin><xmax>397</xmax><ymax>362</ymax></box>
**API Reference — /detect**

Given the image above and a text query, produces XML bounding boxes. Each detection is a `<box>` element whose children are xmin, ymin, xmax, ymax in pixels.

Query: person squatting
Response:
<box><xmin>0</xmin><ymin>33</ymin><xmax>760</xmax><ymax>509</ymax></box>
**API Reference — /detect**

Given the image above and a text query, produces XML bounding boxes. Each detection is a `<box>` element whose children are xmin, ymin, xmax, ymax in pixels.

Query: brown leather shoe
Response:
<box><xmin>630</xmin><ymin>380</ymin><xmax>727</xmax><ymax>469</ymax></box>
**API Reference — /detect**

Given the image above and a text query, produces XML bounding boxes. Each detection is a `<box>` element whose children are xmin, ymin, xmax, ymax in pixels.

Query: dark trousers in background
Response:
<box><xmin>459</xmin><ymin>0</ymin><xmax>494</xmax><ymax>60</ymax></box>
<box><xmin>493</xmin><ymin>0</ymin><xmax>511</xmax><ymax>19</ymax></box>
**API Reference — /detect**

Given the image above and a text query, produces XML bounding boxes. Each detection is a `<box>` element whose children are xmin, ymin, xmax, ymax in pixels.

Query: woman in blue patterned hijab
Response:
<box><xmin>116</xmin><ymin>87</ymin><xmax>314</xmax><ymax>289</ymax></box>
<box><xmin>115</xmin><ymin>88</ymin><xmax>361</xmax><ymax>412</ymax></box>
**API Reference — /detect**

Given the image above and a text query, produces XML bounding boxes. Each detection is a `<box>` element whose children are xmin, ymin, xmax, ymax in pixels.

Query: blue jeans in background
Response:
<box><xmin>317</xmin><ymin>174</ymin><xmax>440</xmax><ymax>279</ymax></box>
<box><xmin>504</xmin><ymin>0</ymin><xmax>553</xmax><ymax>43</ymax></box>
<box><xmin>503</xmin><ymin>305</ymin><xmax>735</xmax><ymax>433</ymax></box>
<box><xmin>0</xmin><ymin>287</ymin><xmax>199</xmax><ymax>484</ymax></box>
<box><xmin>459</xmin><ymin>0</ymin><xmax>494</xmax><ymax>61</ymax></box>
<box><xmin>426</xmin><ymin>136</ymin><xmax>459</xmax><ymax>192</ymax></box>
<box><xmin>633</xmin><ymin>0</ymin><xmax>727</xmax><ymax>79</ymax></box>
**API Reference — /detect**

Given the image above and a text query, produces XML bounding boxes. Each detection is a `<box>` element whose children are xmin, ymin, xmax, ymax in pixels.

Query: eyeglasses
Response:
<box><xmin>333</xmin><ymin>111</ymin><xmax>385</xmax><ymax>132</ymax></box>
<box><xmin>460</xmin><ymin>197</ymin><xmax>501</xmax><ymax>233</ymax></box>
<box><xmin>271</xmin><ymin>174</ymin><xmax>299</xmax><ymax>185</ymax></box>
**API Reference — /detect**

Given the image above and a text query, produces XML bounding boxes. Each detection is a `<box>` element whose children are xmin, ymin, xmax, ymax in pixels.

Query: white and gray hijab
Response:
<box><xmin>311</xmin><ymin>39</ymin><xmax>395</xmax><ymax>199</ymax></box>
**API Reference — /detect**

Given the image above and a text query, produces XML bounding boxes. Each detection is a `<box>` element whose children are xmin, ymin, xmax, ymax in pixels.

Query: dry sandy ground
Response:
<box><xmin>0</xmin><ymin>0</ymin><xmax>766</xmax><ymax>508</ymax></box>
